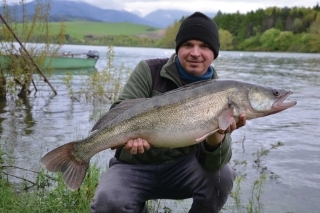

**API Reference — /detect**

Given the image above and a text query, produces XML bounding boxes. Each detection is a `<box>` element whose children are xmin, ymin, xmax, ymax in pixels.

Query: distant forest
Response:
<box><xmin>159</xmin><ymin>5</ymin><xmax>320</xmax><ymax>53</ymax></box>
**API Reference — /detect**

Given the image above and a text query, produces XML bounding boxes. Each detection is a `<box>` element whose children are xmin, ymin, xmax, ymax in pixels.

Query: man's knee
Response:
<box><xmin>90</xmin><ymin>189</ymin><xmax>112</xmax><ymax>212</ymax></box>
<box><xmin>90</xmin><ymin>182</ymin><xmax>147</xmax><ymax>213</ymax></box>
<box><xmin>200</xmin><ymin>164</ymin><xmax>235</xmax><ymax>195</ymax></box>
<box><xmin>215</xmin><ymin>164</ymin><xmax>236</xmax><ymax>195</ymax></box>
<box><xmin>190</xmin><ymin>164</ymin><xmax>235</xmax><ymax>212</ymax></box>
<box><xmin>90</xmin><ymin>188</ymin><xmax>127</xmax><ymax>212</ymax></box>
<box><xmin>220</xmin><ymin>164</ymin><xmax>236</xmax><ymax>182</ymax></box>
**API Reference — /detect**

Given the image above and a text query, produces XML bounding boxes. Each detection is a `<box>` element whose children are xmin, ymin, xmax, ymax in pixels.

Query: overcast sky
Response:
<box><xmin>7</xmin><ymin>0</ymin><xmax>319</xmax><ymax>16</ymax></box>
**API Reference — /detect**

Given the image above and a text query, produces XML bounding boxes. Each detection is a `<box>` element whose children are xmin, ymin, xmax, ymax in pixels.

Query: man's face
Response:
<box><xmin>177</xmin><ymin>40</ymin><xmax>214</xmax><ymax>76</ymax></box>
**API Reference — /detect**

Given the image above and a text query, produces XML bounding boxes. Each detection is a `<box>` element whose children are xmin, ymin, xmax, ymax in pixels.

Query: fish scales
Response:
<box><xmin>78</xmin><ymin>83</ymin><xmax>234</xmax><ymax>152</ymax></box>
<box><xmin>40</xmin><ymin>79</ymin><xmax>297</xmax><ymax>190</ymax></box>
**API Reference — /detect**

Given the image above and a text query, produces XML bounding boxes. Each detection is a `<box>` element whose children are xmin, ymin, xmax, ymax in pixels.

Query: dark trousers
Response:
<box><xmin>90</xmin><ymin>154</ymin><xmax>235</xmax><ymax>213</ymax></box>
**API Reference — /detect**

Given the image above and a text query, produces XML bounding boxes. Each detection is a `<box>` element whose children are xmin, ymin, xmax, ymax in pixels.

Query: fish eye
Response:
<box><xmin>273</xmin><ymin>89</ymin><xmax>280</xmax><ymax>96</ymax></box>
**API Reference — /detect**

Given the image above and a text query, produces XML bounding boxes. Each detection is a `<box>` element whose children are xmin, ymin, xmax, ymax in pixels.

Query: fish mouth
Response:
<box><xmin>273</xmin><ymin>91</ymin><xmax>297</xmax><ymax>110</ymax></box>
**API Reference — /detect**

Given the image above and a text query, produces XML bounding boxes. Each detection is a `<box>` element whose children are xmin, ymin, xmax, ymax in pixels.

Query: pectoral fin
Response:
<box><xmin>218</xmin><ymin>107</ymin><xmax>236</xmax><ymax>130</ymax></box>
<box><xmin>196</xmin><ymin>102</ymin><xmax>239</xmax><ymax>142</ymax></box>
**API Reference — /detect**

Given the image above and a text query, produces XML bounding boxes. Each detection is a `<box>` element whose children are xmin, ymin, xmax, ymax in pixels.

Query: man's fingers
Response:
<box><xmin>130</xmin><ymin>139</ymin><xmax>138</xmax><ymax>154</ymax></box>
<box><xmin>217</xmin><ymin>114</ymin><xmax>246</xmax><ymax>135</ymax></box>
<box><xmin>236</xmin><ymin>114</ymin><xmax>246</xmax><ymax>129</ymax></box>
<box><xmin>143</xmin><ymin>139</ymin><xmax>151</xmax><ymax>150</ymax></box>
<box><xmin>137</xmin><ymin>138</ymin><xmax>145</xmax><ymax>154</ymax></box>
<box><xmin>231</xmin><ymin>120</ymin><xmax>237</xmax><ymax>131</ymax></box>
<box><xmin>122</xmin><ymin>138</ymin><xmax>151</xmax><ymax>155</ymax></box>
<box><xmin>124</xmin><ymin>140</ymin><xmax>133</xmax><ymax>150</ymax></box>
<box><xmin>125</xmin><ymin>139</ymin><xmax>138</xmax><ymax>154</ymax></box>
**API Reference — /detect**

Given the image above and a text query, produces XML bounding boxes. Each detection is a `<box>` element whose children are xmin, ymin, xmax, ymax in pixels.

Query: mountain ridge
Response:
<box><xmin>3</xmin><ymin>0</ymin><xmax>217</xmax><ymax>28</ymax></box>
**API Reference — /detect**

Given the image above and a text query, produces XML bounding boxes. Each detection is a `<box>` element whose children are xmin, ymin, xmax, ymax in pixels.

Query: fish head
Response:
<box><xmin>246</xmin><ymin>85</ymin><xmax>297</xmax><ymax>118</ymax></box>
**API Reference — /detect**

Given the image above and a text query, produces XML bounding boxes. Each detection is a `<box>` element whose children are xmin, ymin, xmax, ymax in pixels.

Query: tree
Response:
<box><xmin>274</xmin><ymin>31</ymin><xmax>294</xmax><ymax>51</ymax></box>
<box><xmin>237</xmin><ymin>35</ymin><xmax>261</xmax><ymax>51</ymax></box>
<box><xmin>275</xmin><ymin>19</ymin><xmax>284</xmax><ymax>30</ymax></box>
<box><xmin>219</xmin><ymin>29</ymin><xmax>234</xmax><ymax>50</ymax></box>
<box><xmin>0</xmin><ymin>0</ymin><xmax>65</xmax><ymax>98</ymax></box>
<box><xmin>309</xmin><ymin>13</ymin><xmax>320</xmax><ymax>52</ymax></box>
<box><xmin>293</xmin><ymin>18</ymin><xmax>303</xmax><ymax>33</ymax></box>
<box><xmin>259</xmin><ymin>28</ymin><xmax>281</xmax><ymax>51</ymax></box>
<box><xmin>158</xmin><ymin>21</ymin><xmax>180</xmax><ymax>48</ymax></box>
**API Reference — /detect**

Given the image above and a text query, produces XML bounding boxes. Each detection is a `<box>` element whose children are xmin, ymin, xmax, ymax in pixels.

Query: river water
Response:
<box><xmin>0</xmin><ymin>44</ymin><xmax>319</xmax><ymax>213</ymax></box>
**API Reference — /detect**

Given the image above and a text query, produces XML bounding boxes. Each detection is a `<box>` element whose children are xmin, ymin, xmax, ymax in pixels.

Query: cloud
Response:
<box><xmin>87</xmin><ymin>0</ymin><xmax>249</xmax><ymax>15</ymax></box>
<box><xmin>6</xmin><ymin>0</ymin><xmax>318</xmax><ymax>17</ymax></box>
<box><xmin>84</xmin><ymin>0</ymin><xmax>125</xmax><ymax>10</ymax></box>
<box><xmin>83</xmin><ymin>0</ymin><xmax>318</xmax><ymax>16</ymax></box>
<box><xmin>124</xmin><ymin>1</ymin><xmax>267</xmax><ymax>16</ymax></box>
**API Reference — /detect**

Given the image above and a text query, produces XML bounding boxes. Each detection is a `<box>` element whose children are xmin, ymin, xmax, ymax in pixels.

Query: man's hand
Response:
<box><xmin>124</xmin><ymin>138</ymin><xmax>151</xmax><ymax>154</ymax></box>
<box><xmin>206</xmin><ymin>114</ymin><xmax>247</xmax><ymax>149</ymax></box>
<box><xmin>111</xmin><ymin>138</ymin><xmax>151</xmax><ymax>155</ymax></box>
<box><xmin>219</xmin><ymin>113</ymin><xmax>246</xmax><ymax>134</ymax></box>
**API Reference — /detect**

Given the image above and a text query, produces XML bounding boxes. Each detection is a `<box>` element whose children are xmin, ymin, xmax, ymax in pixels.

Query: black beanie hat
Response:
<box><xmin>175</xmin><ymin>12</ymin><xmax>220</xmax><ymax>59</ymax></box>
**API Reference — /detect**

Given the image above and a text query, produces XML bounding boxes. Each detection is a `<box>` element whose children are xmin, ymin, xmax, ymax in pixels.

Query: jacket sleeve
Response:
<box><xmin>110</xmin><ymin>60</ymin><xmax>152</xmax><ymax>109</ymax></box>
<box><xmin>196</xmin><ymin>134</ymin><xmax>232</xmax><ymax>172</ymax></box>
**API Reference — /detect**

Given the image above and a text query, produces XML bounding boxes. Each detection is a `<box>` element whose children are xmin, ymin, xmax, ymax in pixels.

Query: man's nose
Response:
<box><xmin>190</xmin><ymin>46</ymin><xmax>201</xmax><ymax>57</ymax></box>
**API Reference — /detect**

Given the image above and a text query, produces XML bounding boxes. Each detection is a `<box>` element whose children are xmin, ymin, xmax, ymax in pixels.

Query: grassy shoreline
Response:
<box><xmin>0</xmin><ymin>140</ymin><xmax>283</xmax><ymax>213</ymax></box>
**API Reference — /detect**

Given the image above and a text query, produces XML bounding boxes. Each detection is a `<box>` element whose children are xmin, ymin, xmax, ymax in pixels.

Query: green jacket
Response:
<box><xmin>110</xmin><ymin>53</ymin><xmax>232</xmax><ymax>172</ymax></box>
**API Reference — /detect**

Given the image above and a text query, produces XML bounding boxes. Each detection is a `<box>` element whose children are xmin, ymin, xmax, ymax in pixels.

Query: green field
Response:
<box><xmin>43</xmin><ymin>22</ymin><xmax>159</xmax><ymax>40</ymax></box>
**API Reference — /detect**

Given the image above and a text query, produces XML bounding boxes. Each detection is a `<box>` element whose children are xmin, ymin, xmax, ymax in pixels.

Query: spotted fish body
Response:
<box><xmin>41</xmin><ymin>79</ymin><xmax>297</xmax><ymax>190</ymax></box>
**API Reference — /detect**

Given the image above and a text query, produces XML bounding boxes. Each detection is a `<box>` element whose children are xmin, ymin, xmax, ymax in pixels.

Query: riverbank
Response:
<box><xmin>0</xmin><ymin>47</ymin><xmax>319</xmax><ymax>212</ymax></box>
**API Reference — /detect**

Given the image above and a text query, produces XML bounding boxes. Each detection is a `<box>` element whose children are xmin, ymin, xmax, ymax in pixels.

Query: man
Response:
<box><xmin>90</xmin><ymin>11</ymin><xmax>246</xmax><ymax>213</ymax></box>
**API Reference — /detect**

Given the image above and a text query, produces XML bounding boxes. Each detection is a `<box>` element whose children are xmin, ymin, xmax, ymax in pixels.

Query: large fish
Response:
<box><xmin>40</xmin><ymin>79</ymin><xmax>297</xmax><ymax>190</ymax></box>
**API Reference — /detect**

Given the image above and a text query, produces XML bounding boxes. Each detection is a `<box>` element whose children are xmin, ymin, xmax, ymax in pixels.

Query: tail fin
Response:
<box><xmin>40</xmin><ymin>142</ymin><xmax>89</xmax><ymax>190</ymax></box>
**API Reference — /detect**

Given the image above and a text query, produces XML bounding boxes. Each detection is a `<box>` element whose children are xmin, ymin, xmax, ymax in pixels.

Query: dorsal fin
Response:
<box><xmin>91</xmin><ymin>98</ymin><xmax>147</xmax><ymax>131</ymax></box>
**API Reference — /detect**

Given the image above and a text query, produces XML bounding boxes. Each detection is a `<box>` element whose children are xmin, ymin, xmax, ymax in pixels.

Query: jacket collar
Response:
<box><xmin>160</xmin><ymin>53</ymin><xmax>218</xmax><ymax>87</ymax></box>
<box><xmin>160</xmin><ymin>54</ymin><xmax>182</xmax><ymax>87</ymax></box>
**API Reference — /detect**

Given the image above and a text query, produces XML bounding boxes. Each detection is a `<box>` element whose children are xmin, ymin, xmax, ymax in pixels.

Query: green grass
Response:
<box><xmin>0</xmin><ymin>166</ymin><xmax>100</xmax><ymax>213</ymax></box>
<box><xmin>16</xmin><ymin>22</ymin><xmax>160</xmax><ymax>40</ymax></box>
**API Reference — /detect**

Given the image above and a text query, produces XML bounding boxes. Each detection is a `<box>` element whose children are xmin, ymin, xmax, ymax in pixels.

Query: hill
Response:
<box><xmin>144</xmin><ymin>9</ymin><xmax>217</xmax><ymax>28</ymax></box>
<box><xmin>16</xmin><ymin>22</ymin><xmax>161</xmax><ymax>40</ymax></box>
<box><xmin>3</xmin><ymin>1</ymin><xmax>217</xmax><ymax>29</ymax></box>
<box><xmin>3</xmin><ymin>0</ymin><xmax>162</xmax><ymax>28</ymax></box>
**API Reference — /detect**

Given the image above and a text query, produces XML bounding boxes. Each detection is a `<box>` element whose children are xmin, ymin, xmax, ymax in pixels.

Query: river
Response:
<box><xmin>0</xmin><ymin>44</ymin><xmax>319</xmax><ymax>213</ymax></box>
